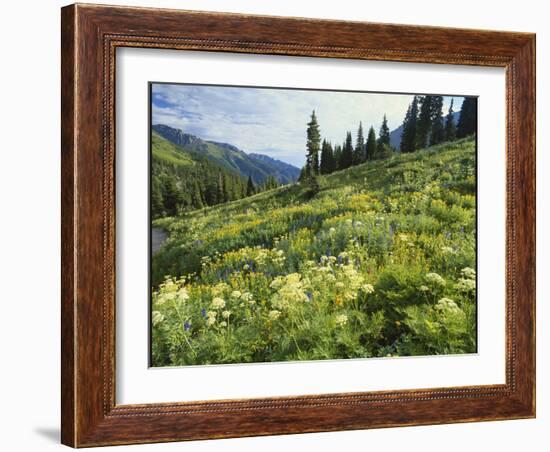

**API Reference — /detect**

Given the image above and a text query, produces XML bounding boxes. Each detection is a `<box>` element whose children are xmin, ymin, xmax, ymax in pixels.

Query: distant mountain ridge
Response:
<box><xmin>152</xmin><ymin>124</ymin><xmax>300</xmax><ymax>184</ymax></box>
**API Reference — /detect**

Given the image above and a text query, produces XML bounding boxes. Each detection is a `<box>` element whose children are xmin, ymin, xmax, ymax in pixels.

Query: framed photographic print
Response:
<box><xmin>61</xmin><ymin>3</ymin><xmax>536</xmax><ymax>447</ymax></box>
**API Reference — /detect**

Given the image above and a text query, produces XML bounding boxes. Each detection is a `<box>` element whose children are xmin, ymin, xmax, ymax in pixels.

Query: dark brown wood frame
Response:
<box><xmin>61</xmin><ymin>3</ymin><xmax>536</xmax><ymax>447</ymax></box>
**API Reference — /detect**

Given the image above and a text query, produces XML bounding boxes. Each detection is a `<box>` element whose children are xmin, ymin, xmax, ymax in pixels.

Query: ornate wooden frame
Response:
<box><xmin>61</xmin><ymin>3</ymin><xmax>536</xmax><ymax>447</ymax></box>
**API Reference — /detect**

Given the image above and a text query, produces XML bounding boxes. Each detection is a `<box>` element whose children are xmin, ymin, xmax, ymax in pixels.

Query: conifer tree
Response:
<box><xmin>416</xmin><ymin>95</ymin><xmax>433</xmax><ymax>149</ymax></box>
<box><xmin>444</xmin><ymin>98</ymin><xmax>457</xmax><ymax>142</ymax></box>
<box><xmin>246</xmin><ymin>175</ymin><xmax>256</xmax><ymax>197</ymax></box>
<box><xmin>191</xmin><ymin>180</ymin><xmax>204</xmax><ymax>209</ymax></box>
<box><xmin>341</xmin><ymin>132</ymin><xmax>354</xmax><ymax>169</ymax></box>
<box><xmin>163</xmin><ymin>176</ymin><xmax>182</xmax><ymax>216</ymax></box>
<box><xmin>320</xmin><ymin>139</ymin><xmax>335</xmax><ymax>174</ymax></box>
<box><xmin>333</xmin><ymin>145</ymin><xmax>343</xmax><ymax>171</ymax></box>
<box><xmin>305</xmin><ymin>110</ymin><xmax>321</xmax><ymax>175</ymax></box>
<box><xmin>365</xmin><ymin>126</ymin><xmax>377</xmax><ymax>160</ymax></box>
<box><xmin>430</xmin><ymin>95</ymin><xmax>445</xmax><ymax>145</ymax></box>
<box><xmin>354</xmin><ymin>122</ymin><xmax>365</xmax><ymax>165</ymax></box>
<box><xmin>151</xmin><ymin>176</ymin><xmax>165</xmax><ymax>218</ymax></box>
<box><xmin>400</xmin><ymin>96</ymin><xmax>419</xmax><ymax>153</ymax></box>
<box><xmin>457</xmin><ymin>97</ymin><xmax>477</xmax><ymax>138</ymax></box>
<box><xmin>377</xmin><ymin>114</ymin><xmax>391</xmax><ymax>150</ymax></box>
<box><xmin>217</xmin><ymin>172</ymin><xmax>225</xmax><ymax>203</ymax></box>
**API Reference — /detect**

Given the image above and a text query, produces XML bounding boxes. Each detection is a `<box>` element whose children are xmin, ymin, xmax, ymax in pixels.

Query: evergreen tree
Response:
<box><xmin>444</xmin><ymin>98</ymin><xmax>457</xmax><ymax>142</ymax></box>
<box><xmin>246</xmin><ymin>175</ymin><xmax>256</xmax><ymax>197</ymax></box>
<box><xmin>353</xmin><ymin>122</ymin><xmax>365</xmax><ymax>165</ymax></box>
<box><xmin>305</xmin><ymin>110</ymin><xmax>321</xmax><ymax>175</ymax></box>
<box><xmin>377</xmin><ymin>114</ymin><xmax>391</xmax><ymax>150</ymax></box>
<box><xmin>430</xmin><ymin>95</ymin><xmax>445</xmax><ymax>145</ymax></box>
<box><xmin>191</xmin><ymin>180</ymin><xmax>204</xmax><ymax>209</ymax></box>
<box><xmin>416</xmin><ymin>95</ymin><xmax>433</xmax><ymax>149</ymax></box>
<box><xmin>163</xmin><ymin>176</ymin><xmax>182</xmax><ymax>216</ymax></box>
<box><xmin>457</xmin><ymin>97</ymin><xmax>477</xmax><ymax>138</ymax></box>
<box><xmin>341</xmin><ymin>132</ymin><xmax>354</xmax><ymax>169</ymax></box>
<box><xmin>400</xmin><ymin>96</ymin><xmax>419</xmax><ymax>153</ymax></box>
<box><xmin>151</xmin><ymin>175</ymin><xmax>165</xmax><ymax>218</ymax></box>
<box><xmin>320</xmin><ymin>140</ymin><xmax>336</xmax><ymax>174</ymax></box>
<box><xmin>365</xmin><ymin>126</ymin><xmax>377</xmax><ymax>160</ymax></box>
<box><xmin>216</xmin><ymin>172</ymin><xmax>225</xmax><ymax>204</ymax></box>
<box><xmin>333</xmin><ymin>145</ymin><xmax>343</xmax><ymax>171</ymax></box>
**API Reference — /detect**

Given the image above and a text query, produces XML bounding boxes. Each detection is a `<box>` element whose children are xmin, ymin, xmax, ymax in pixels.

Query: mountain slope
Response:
<box><xmin>153</xmin><ymin>136</ymin><xmax>476</xmax><ymax>283</ymax></box>
<box><xmin>152</xmin><ymin>124</ymin><xmax>300</xmax><ymax>184</ymax></box>
<box><xmin>151</xmin><ymin>137</ymin><xmax>477</xmax><ymax>366</ymax></box>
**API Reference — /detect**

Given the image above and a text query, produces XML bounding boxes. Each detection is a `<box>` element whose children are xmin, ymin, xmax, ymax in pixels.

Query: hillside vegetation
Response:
<box><xmin>151</xmin><ymin>137</ymin><xmax>477</xmax><ymax>366</ymax></box>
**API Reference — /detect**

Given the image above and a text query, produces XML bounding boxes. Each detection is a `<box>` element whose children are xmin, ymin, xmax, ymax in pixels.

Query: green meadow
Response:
<box><xmin>151</xmin><ymin>137</ymin><xmax>477</xmax><ymax>366</ymax></box>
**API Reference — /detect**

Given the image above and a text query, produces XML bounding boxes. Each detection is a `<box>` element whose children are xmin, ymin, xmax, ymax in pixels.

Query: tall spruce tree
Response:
<box><xmin>341</xmin><ymin>132</ymin><xmax>354</xmax><ymax>169</ymax></box>
<box><xmin>365</xmin><ymin>126</ymin><xmax>377</xmax><ymax>160</ymax></box>
<box><xmin>445</xmin><ymin>98</ymin><xmax>457</xmax><ymax>142</ymax></box>
<box><xmin>430</xmin><ymin>95</ymin><xmax>445</xmax><ymax>145</ymax></box>
<box><xmin>416</xmin><ymin>95</ymin><xmax>433</xmax><ymax>149</ymax></box>
<box><xmin>400</xmin><ymin>96</ymin><xmax>419</xmax><ymax>153</ymax></box>
<box><xmin>305</xmin><ymin>110</ymin><xmax>321</xmax><ymax>175</ymax></box>
<box><xmin>320</xmin><ymin>139</ymin><xmax>335</xmax><ymax>174</ymax></box>
<box><xmin>377</xmin><ymin>114</ymin><xmax>391</xmax><ymax>150</ymax></box>
<box><xmin>353</xmin><ymin>122</ymin><xmax>365</xmax><ymax>165</ymax></box>
<box><xmin>457</xmin><ymin>97</ymin><xmax>477</xmax><ymax>138</ymax></box>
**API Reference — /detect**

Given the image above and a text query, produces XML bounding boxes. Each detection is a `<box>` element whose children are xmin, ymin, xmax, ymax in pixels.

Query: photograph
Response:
<box><xmin>149</xmin><ymin>83</ymin><xmax>478</xmax><ymax>367</ymax></box>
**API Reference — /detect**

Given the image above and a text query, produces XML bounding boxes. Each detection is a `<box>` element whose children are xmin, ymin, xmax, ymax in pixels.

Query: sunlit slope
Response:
<box><xmin>151</xmin><ymin>137</ymin><xmax>477</xmax><ymax>365</ymax></box>
<box><xmin>153</xmin><ymin>137</ymin><xmax>475</xmax><ymax>284</ymax></box>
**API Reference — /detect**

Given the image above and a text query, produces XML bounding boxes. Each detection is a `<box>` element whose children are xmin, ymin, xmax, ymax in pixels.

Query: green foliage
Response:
<box><xmin>320</xmin><ymin>140</ymin><xmax>336</xmax><ymax>175</ymax></box>
<box><xmin>400</xmin><ymin>96</ymin><xmax>419</xmax><ymax>153</ymax></box>
<box><xmin>365</xmin><ymin>126</ymin><xmax>377</xmax><ymax>161</ymax></box>
<box><xmin>340</xmin><ymin>132</ymin><xmax>354</xmax><ymax>169</ymax></box>
<box><xmin>430</xmin><ymin>96</ymin><xmax>445</xmax><ymax>145</ymax></box>
<box><xmin>445</xmin><ymin>99</ymin><xmax>457</xmax><ymax>142</ymax></box>
<box><xmin>416</xmin><ymin>95</ymin><xmax>432</xmax><ymax>149</ymax></box>
<box><xmin>152</xmin><ymin>137</ymin><xmax>477</xmax><ymax>366</ymax></box>
<box><xmin>457</xmin><ymin>97</ymin><xmax>477</xmax><ymax>138</ymax></box>
<box><xmin>354</xmin><ymin>122</ymin><xmax>365</xmax><ymax>165</ymax></box>
<box><xmin>306</xmin><ymin>110</ymin><xmax>321</xmax><ymax>175</ymax></box>
<box><xmin>377</xmin><ymin>114</ymin><xmax>391</xmax><ymax>150</ymax></box>
<box><xmin>151</xmin><ymin>132</ymin><xmax>276</xmax><ymax>218</ymax></box>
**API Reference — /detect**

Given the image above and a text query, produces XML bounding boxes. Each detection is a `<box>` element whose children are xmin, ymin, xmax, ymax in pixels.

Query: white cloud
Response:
<box><xmin>152</xmin><ymin>84</ymin><xmax>466</xmax><ymax>167</ymax></box>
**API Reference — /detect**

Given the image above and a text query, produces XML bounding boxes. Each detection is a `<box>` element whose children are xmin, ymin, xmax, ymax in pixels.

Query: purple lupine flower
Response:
<box><xmin>183</xmin><ymin>322</ymin><xmax>191</xmax><ymax>331</ymax></box>
<box><xmin>201</xmin><ymin>308</ymin><xmax>206</xmax><ymax>318</ymax></box>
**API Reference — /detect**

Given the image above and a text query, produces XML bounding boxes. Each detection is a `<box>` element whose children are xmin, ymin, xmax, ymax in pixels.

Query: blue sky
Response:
<box><xmin>152</xmin><ymin>83</ymin><xmax>464</xmax><ymax>168</ymax></box>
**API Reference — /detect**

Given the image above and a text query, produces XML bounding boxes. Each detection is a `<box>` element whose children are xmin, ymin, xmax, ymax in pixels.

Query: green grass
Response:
<box><xmin>151</xmin><ymin>137</ymin><xmax>477</xmax><ymax>366</ymax></box>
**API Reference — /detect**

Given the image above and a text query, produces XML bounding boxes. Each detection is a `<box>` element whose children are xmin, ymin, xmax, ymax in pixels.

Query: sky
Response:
<box><xmin>151</xmin><ymin>83</ymin><xmax>465</xmax><ymax>168</ymax></box>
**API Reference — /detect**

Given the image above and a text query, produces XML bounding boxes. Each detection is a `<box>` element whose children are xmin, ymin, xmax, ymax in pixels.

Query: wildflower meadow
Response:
<box><xmin>151</xmin><ymin>137</ymin><xmax>477</xmax><ymax>366</ymax></box>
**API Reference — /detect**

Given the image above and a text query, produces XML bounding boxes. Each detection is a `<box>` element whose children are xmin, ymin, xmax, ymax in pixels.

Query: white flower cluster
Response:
<box><xmin>455</xmin><ymin>267</ymin><xmax>476</xmax><ymax>292</ymax></box>
<box><xmin>435</xmin><ymin>297</ymin><xmax>463</xmax><ymax>316</ymax></box>
<box><xmin>270</xmin><ymin>273</ymin><xmax>309</xmax><ymax>309</ymax></box>
<box><xmin>425</xmin><ymin>272</ymin><xmax>446</xmax><ymax>287</ymax></box>
<box><xmin>211</xmin><ymin>297</ymin><xmax>226</xmax><ymax>309</ymax></box>
<box><xmin>152</xmin><ymin>311</ymin><xmax>165</xmax><ymax>325</ymax></box>
<box><xmin>335</xmin><ymin>314</ymin><xmax>348</xmax><ymax>326</ymax></box>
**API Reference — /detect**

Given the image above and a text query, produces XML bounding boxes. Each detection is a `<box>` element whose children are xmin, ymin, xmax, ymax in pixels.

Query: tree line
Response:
<box><xmin>301</xmin><ymin>111</ymin><xmax>393</xmax><ymax>179</ymax></box>
<box><xmin>400</xmin><ymin>95</ymin><xmax>477</xmax><ymax>153</ymax></box>
<box><xmin>301</xmin><ymin>95</ymin><xmax>477</xmax><ymax>179</ymax></box>
<box><xmin>151</xmin><ymin>159</ymin><xmax>280</xmax><ymax>219</ymax></box>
